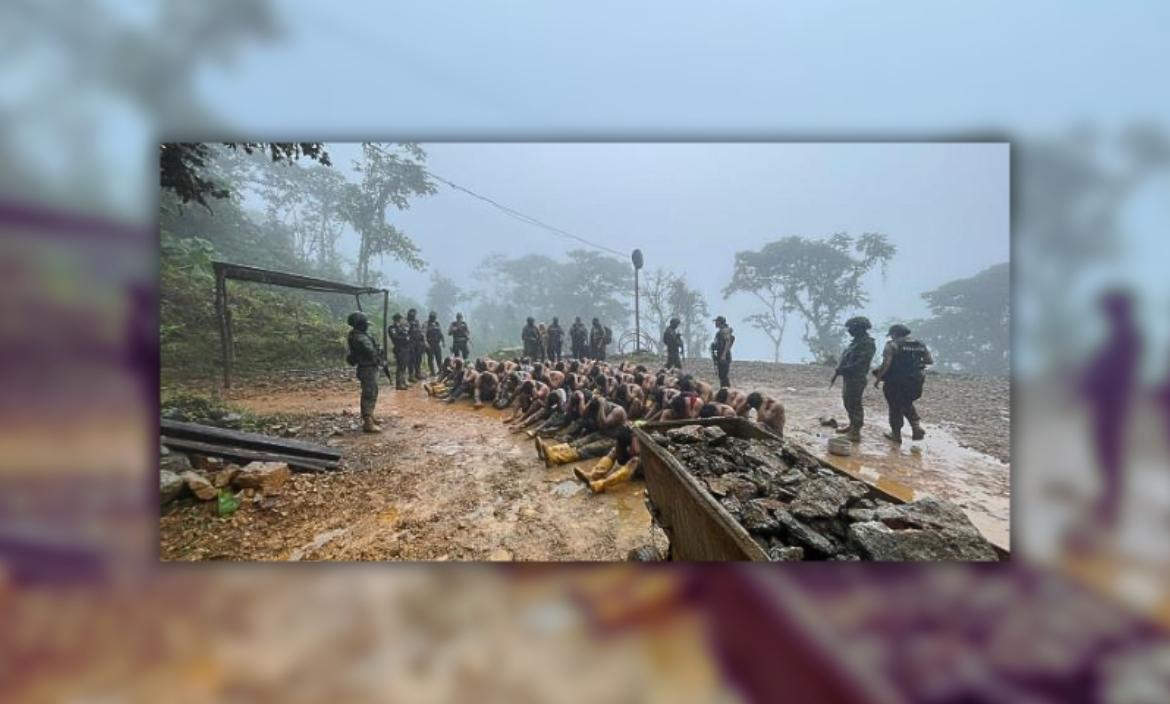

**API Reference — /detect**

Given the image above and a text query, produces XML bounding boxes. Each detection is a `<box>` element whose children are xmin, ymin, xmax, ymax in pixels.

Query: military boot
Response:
<box><xmin>362</xmin><ymin>415</ymin><xmax>383</xmax><ymax>433</ymax></box>
<box><xmin>846</xmin><ymin>426</ymin><xmax>862</xmax><ymax>443</ymax></box>
<box><xmin>883</xmin><ymin>429</ymin><xmax>902</xmax><ymax>443</ymax></box>
<box><xmin>910</xmin><ymin>422</ymin><xmax>926</xmax><ymax>441</ymax></box>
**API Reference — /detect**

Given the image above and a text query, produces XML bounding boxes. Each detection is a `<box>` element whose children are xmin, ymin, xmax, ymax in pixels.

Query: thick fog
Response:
<box><xmin>318</xmin><ymin>142</ymin><xmax>1008</xmax><ymax>362</ymax></box>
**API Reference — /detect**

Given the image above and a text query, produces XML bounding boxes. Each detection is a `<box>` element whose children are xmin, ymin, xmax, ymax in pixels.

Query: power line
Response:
<box><xmin>424</xmin><ymin>169</ymin><xmax>626</xmax><ymax>257</ymax></box>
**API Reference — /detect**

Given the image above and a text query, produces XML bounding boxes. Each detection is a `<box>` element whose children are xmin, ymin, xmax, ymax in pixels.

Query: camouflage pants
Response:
<box><xmin>666</xmin><ymin>348</ymin><xmax>683</xmax><ymax>369</ymax></box>
<box><xmin>575</xmin><ymin>438</ymin><xmax>615</xmax><ymax>460</ymax></box>
<box><xmin>426</xmin><ymin>342</ymin><xmax>443</xmax><ymax>375</ymax></box>
<box><xmin>452</xmin><ymin>339</ymin><xmax>469</xmax><ymax>359</ymax></box>
<box><xmin>549</xmin><ymin>341</ymin><xmax>562</xmax><ymax>362</ymax></box>
<box><xmin>715</xmin><ymin>356</ymin><xmax>731</xmax><ymax>388</ymax></box>
<box><xmin>356</xmin><ymin>365</ymin><xmax>379</xmax><ymax>417</ymax></box>
<box><xmin>842</xmin><ymin>375</ymin><xmax>866</xmax><ymax>429</ymax></box>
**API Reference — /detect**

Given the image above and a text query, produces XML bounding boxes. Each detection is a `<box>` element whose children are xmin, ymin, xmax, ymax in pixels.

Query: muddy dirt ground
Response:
<box><xmin>161</xmin><ymin>371</ymin><xmax>663</xmax><ymax>561</ymax></box>
<box><xmin>160</xmin><ymin>361</ymin><xmax>1010</xmax><ymax>560</ymax></box>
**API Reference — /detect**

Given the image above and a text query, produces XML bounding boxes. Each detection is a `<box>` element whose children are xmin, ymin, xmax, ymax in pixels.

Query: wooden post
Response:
<box><xmin>382</xmin><ymin>290</ymin><xmax>389</xmax><ymax>356</ymax></box>
<box><xmin>215</xmin><ymin>267</ymin><xmax>232</xmax><ymax>389</ymax></box>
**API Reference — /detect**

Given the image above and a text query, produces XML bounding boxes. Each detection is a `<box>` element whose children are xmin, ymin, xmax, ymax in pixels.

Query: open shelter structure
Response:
<box><xmin>213</xmin><ymin>261</ymin><xmax>388</xmax><ymax>388</ymax></box>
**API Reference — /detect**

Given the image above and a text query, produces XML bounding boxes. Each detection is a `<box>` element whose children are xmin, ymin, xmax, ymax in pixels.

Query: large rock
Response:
<box><xmin>666</xmin><ymin>425</ymin><xmax>705</xmax><ymax>444</ymax></box>
<box><xmin>233</xmin><ymin>461</ymin><xmax>291</xmax><ymax>495</ymax></box>
<box><xmin>212</xmin><ymin>465</ymin><xmax>240</xmax><ymax>488</ymax></box>
<box><xmin>701</xmin><ymin>425</ymin><xmax>728</xmax><ymax>446</ymax></box>
<box><xmin>768</xmin><ymin>546</ymin><xmax>805</xmax><ymax>561</ymax></box>
<box><xmin>848</xmin><ymin>497</ymin><xmax>999</xmax><ymax>561</ymax></box>
<box><xmin>160</xmin><ymin>469</ymin><xmax>185</xmax><ymax>505</ymax></box>
<box><xmin>741</xmin><ymin>499</ymin><xmax>781</xmax><ymax>535</ymax></box>
<box><xmin>774</xmin><ymin>509</ymin><xmax>837</xmax><ymax>557</ymax></box>
<box><xmin>181</xmin><ymin>471</ymin><xmax>218</xmax><ymax>501</ymax></box>
<box><xmin>789</xmin><ymin>475</ymin><xmax>869</xmax><ymax>520</ymax></box>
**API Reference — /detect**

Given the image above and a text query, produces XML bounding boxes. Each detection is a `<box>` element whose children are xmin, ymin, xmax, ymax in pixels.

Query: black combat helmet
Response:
<box><xmin>428</xmin><ymin>311</ymin><xmax>437</xmax><ymax>321</ymax></box>
<box><xmin>714</xmin><ymin>315</ymin><xmax>726</xmax><ymax>325</ymax></box>
<box><xmin>670</xmin><ymin>317</ymin><xmax>681</xmax><ymax>326</ymax></box>
<box><xmin>527</xmin><ymin>316</ymin><xmax>535</xmax><ymax>325</ymax></box>
<box><xmin>347</xmin><ymin>311</ymin><xmax>367</xmax><ymax>328</ymax></box>
<box><xmin>845</xmin><ymin>316</ymin><xmax>872</xmax><ymax>332</ymax></box>
<box><xmin>392</xmin><ymin>313</ymin><xmax>403</xmax><ymax>322</ymax></box>
<box><xmin>456</xmin><ymin>312</ymin><xmax>464</xmax><ymax>321</ymax></box>
<box><xmin>592</xmin><ymin>317</ymin><xmax>600</xmax><ymax>325</ymax></box>
<box><xmin>552</xmin><ymin>316</ymin><xmax>559</xmax><ymax>325</ymax></box>
<box><xmin>888</xmin><ymin>323</ymin><xmax>911</xmax><ymax>338</ymax></box>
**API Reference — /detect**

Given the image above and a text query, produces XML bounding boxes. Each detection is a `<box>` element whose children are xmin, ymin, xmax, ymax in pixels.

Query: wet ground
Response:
<box><xmin>729</xmin><ymin>361</ymin><xmax>1011</xmax><ymax>549</ymax></box>
<box><xmin>160</xmin><ymin>372</ymin><xmax>664</xmax><ymax>561</ymax></box>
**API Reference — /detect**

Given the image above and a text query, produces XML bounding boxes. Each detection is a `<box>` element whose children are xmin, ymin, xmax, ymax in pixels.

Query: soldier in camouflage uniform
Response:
<box><xmin>833</xmin><ymin>316</ymin><xmax>876</xmax><ymax>442</ymax></box>
<box><xmin>663</xmin><ymin>317</ymin><xmax>684</xmax><ymax>370</ymax></box>
<box><xmin>522</xmin><ymin>317</ymin><xmax>542</xmax><ymax>360</ymax></box>
<box><xmin>406</xmin><ymin>308</ymin><xmax>425</xmax><ymax>383</ymax></box>
<box><xmin>387</xmin><ymin>313</ymin><xmax>411</xmax><ymax>390</ymax></box>
<box><xmin>710</xmin><ymin>315</ymin><xmax>735</xmax><ymax>388</ymax></box>
<box><xmin>425</xmin><ymin>311</ymin><xmax>445</xmax><ymax>377</ymax></box>
<box><xmin>873</xmin><ymin>323</ymin><xmax>934</xmax><ymax>443</ymax></box>
<box><xmin>590</xmin><ymin>318</ymin><xmax>608</xmax><ymax>361</ymax></box>
<box><xmin>346</xmin><ymin>311</ymin><xmax>383</xmax><ymax>433</ymax></box>
<box><xmin>448</xmin><ymin>312</ymin><xmax>471</xmax><ymax>359</ymax></box>
<box><xmin>547</xmin><ymin>317</ymin><xmax>564</xmax><ymax>362</ymax></box>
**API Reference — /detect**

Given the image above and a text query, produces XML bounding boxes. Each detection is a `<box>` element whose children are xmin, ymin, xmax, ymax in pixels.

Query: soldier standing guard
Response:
<box><xmin>388</xmin><ymin>313</ymin><xmax>411</xmax><ymax>390</ymax></box>
<box><xmin>346</xmin><ymin>311</ymin><xmax>383</xmax><ymax>433</ymax></box>
<box><xmin>663</xmin><ymin>317</ymin><xmax>684</xmax><ymax>370</ymax></box>
<box><xmin>710</xmin><ymin>315</ymin><xmax>734</xmax><ymax>388</ymax></box>
<box><xmin>522</xmin><ymin>317</ymin><xmax>541</xmax><ymax>360</ymax></box>
<box><xmin>873</xmin><ymin>323</ymin><xmax>933</xmax><ymax>443</ymax></box>
<box><xmin>832</xmin><ymin>316</ymin><xmax>877</xmax><ymax>443</ymax></box>
<box><xmin>406</xmin><ymin>308</ymin><xmax>425</xmax><ymax>383</ymax></box>
<box><xmin>425</xmin><ymin>311</ymin><xmax>445</xmax><ymax>377</ymax></box>
<box><xmin>547</xmin><ymin>317</ymin><xmax>564</xmax><ymax>362</ymax></box>
<box><xmin>570</xmin><ymin>317</ymin><xmax>588</xmax><ymax>359</ymax></box>
<box><xmin>449</xmin><ymin>312</ymin><xmax>471</xmax><ymax>359</ymax></box>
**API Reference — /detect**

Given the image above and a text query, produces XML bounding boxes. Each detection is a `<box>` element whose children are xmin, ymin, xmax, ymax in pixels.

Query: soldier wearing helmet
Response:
<box><xmin>448</xmin><ymin>312</ymin><xmax>471</xmax><ymax>359</ymax></box>
<box><xmin>546</xmin><ymin>317</ymin><xmax>564</xmax><ymax>362</ymax></box>
<box><xmin>345</xmin><ymin>311</ymin><xmax>383</xmax><ymax>432</ymax></box>
<box><xmin>873</xmin><ymin>323</ymin><xmax>934</xmax><ymax>443</ymax></box>
<box><xmin>663</xmin><ymin>317</ymin><xmax>684</xmax><ymax>370</ymax></box>
<box><xmin>406</xmin><ymin>309</ymin><xmax>425</xmax><ymax>383</ymax></box>
<box><xmin>833</xmin><ymin>316</ymin><xmax>876</xmax><ymax>442</ymax></box>
<box><xmin>425</xmin><ymin>311</ymin><xmax>445</xmax><ymax>377</ymax></box>
<box><xmin>387</xmin><ymin>312</ymin><xmax>410</xmax><ymax>390</ymax></box>
<box><xmin>710</xmin><ymin>315</ymin><xmax>734</xmax><ymax>388</ymax></box>
<box><xmin>522</xmin><ymin>316</ymin><xmax>542</xmax><ymax>360</ymax></box>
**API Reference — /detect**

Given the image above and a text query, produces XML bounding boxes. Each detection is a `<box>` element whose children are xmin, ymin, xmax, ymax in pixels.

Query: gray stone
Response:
<box><xmin>774</xmin><ymin>510</ymin><xmax>836</xmax><ymax>557</ymax></box>
<box><xmin>160</xmin><ymin>469</ymin><xmax>184</xmax><ymax>505</ymax></box>
<box><xmin>845</xmin><ymin>508</ymin><xmax>878</xmax><ymax>523</ymax></box>
<box><xmin>666</xmin><ymin>425</ymin><xmax>705</xmax><ymax>444</ymax></box>
<box><xmin>742</xmin><ymin>500</ymin><xmax>781</xmax><ymax>535</ymax></box>
<box><xmin>777</xmin><ymin>470</ymin><xmax>806</xmax><ymax>486</ymax></box>
<box><xmin>848</xmin><ymin>503</ymin><xmax>999</xmax><ymax>562</ymax></box>
<box><xmin>789</xmin><ymin>475</ymin><xmax>868</xmax><ymax>520</ymax></box>
<box><xmin>701</xmin><ymin>426</ymin><xmax>728</xmax><ymax>446</ymax></box>
<box><xmin>768</xmin><ymin>546</ymin><xmax>806</xmax><ymax>561</ymax></box>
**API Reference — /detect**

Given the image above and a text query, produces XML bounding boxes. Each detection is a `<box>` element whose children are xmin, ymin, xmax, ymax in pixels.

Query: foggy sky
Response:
<box><xmin>318</xmin><ymin>142</ymin><xmax>1007</xmax><ymax>362</ymax></box>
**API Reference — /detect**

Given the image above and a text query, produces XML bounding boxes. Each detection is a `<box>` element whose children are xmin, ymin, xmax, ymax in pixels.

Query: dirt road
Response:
<box><xmin>161</xmin><ymin>372</ymin><xmax>662</xmax><ymax>561</ymax></box>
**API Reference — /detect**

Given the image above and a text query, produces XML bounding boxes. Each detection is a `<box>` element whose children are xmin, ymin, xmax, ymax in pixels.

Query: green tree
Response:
<box><xmin>913</xmin><ymin>263</ymin><xmax>1010</xmax><ymax>375</ymax></box>
<box><xmin>724</xmin><ymin>233</ymin><xmax>895</xmax><ymax>363</ymax></box>
<box><xmin>160</xmin><ymin>142</ymin><xmax>331</xmax><ymax>209</ymax></box>
<box><xmin>426</xmin><ymin>272</ymin><xmax>465</xmax><ymax>323</ymax></box>
<box><xmin>666</xmin><ymin>278</ymin><xmax>710</xmax><ymax>360</ymax></box>
<box><xmin>641</xmin><ymin>268</ymin><xmax>678</xmax><ymax>340</ymax></box>
<box><xmin>340</xmin><ymin>143</ymin><xmax>436</xmax><ymax>285</ymax></box>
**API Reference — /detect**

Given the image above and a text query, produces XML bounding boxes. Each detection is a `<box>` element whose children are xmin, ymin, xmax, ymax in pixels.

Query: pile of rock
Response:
<box><xmin>160</xmin><ymin>448</ymin><xmax>291</xmax><ymax>509</ymax></box>
<box><xmin>652</xmin><ymin>426</ymin><xmax>999</xmax><ymax>561</ymax></box>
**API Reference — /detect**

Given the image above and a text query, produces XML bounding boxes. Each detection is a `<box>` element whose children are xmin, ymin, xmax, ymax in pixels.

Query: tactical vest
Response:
<box><xmin>886</xmin><ymin>338</ymin><xmax>930</xmax><ymax>382</ymax></box>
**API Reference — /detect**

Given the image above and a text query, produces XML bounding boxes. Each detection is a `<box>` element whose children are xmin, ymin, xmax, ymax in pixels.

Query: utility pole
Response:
<box><xmin>631</xmin><ymin>249</ymin><xmax>644</xmax><ymax>353</ymax></box>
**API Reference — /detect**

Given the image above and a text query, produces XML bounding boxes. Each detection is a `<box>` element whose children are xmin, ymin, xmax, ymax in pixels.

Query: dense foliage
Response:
<box><xmin>913</xmin><ymin>263</ymin><xmax>1010</xmax><ymax>375</ymax></box>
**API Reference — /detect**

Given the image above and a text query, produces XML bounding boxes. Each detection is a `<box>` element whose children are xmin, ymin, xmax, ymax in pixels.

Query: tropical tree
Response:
<box><xmin>666</xmin><ymin>278</ymin><xmax>710</xmax><ymax>360</ymax></box>
<box><xmin>914</xmin><ymin>263</ymin><xmax>1010</xmax><ymax>375</ymax></box>
<box><xmin>426</xmin><ymin>272</ymin><xmax>465</xmax><ymax>323</ymax></box>
<box><xmin>724</xmin><ymin>233</ymin><xmax>896</xmax><ymax>363</ymax></box>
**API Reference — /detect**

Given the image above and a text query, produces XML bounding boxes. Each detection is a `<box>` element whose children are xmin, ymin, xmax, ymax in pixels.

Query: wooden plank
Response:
<box><xmin>160</xmin><ymin>436</ymin><xmax>338</xmax><ymax>472</ymax></box>
<box><xmin>159</xmin><ymin>419</ymin><xmax>341</xmax><ymax>460</ymax></box>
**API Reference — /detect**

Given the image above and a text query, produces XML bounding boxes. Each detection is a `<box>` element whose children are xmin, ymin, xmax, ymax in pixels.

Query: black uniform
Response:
<box><xmin>522</xmin><ymin>322</ymin><xmax>542</xmax><ymax>360</ymax></box>
<box><xmin>547</xmin><ymin>322</ymin><xmax>564</xmax><ymax>362</ymax></box>
<box><xmin>881</xmin><ymin>337</ymin><xmax>931</xmax><ymax>436</ymax></box>
<box><xmin>388</xmin><ymin>320</ymin><xmax>411</xmax><ymax>389</ymax></box>
<box><xmin>569</xmin><ymin>321</ymin><xmax>588</xmax><ymax>359</ymax></box>
<box><xmin>425</xmin><ymin>317</ymin><xmax>445</xmax><ymax>376</ymax></box>
<box><xmin>663</xmin><ymin>325</ymin><xmax>684</xmax><ymax>369</ymax></box>
<box><xmin>407</xmin><ymin>314</ymin><xmax>425</xmax><ymax>381</ymax></box>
